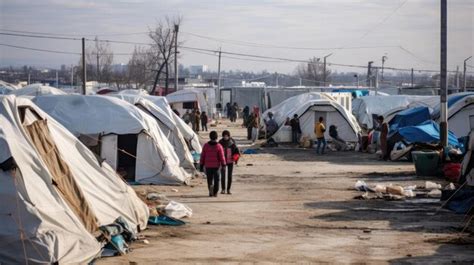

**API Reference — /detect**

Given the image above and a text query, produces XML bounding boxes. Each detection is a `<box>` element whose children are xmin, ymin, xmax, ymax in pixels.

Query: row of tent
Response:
<box><xmin>3</xmin><ymin>84</ymin><xmax>203</xmax><ymax>185</ymax></box>
<box><xmin>0</xmin><ymin>95</ymin><xmax>150</xmax><ymax>263</ymax></box>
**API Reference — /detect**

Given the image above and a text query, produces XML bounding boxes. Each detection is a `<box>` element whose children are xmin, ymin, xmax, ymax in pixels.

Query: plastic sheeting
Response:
<box><xmin>10</xmin><ymin>84</ymin><xmax>67</xmax><ymax>97</ymax></box>
<box><xmin>33</xmin><ymin>95</ymin><xmax>191</xmax><ymax>185</ymax></box>
<box><xmin>398</xmin><ymin>120</ymin><xmax>459</xmax><ymax>147</ymax></box>
<box><xmin>352</xmin><ymin>95</ymin><xmax>439</xmax><ymax>129</ymax></box>
<box><xmin>388</xmin><ymin>107</ymin><xmax>431</xmax><ymax>132</ymax></box>
<box><xmin>433</xmin><ymin>93</ymin><xmax>474</xmax><ymax>138</ymax></box>
<box><xmin>0</xmin><ymin>95</ymin><xmax>149</xmax><ymax>264</ymax></box>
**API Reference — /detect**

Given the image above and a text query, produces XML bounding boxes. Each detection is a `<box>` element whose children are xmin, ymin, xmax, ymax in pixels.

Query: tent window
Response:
<box><xmin>24</xmin><ymin>120</ymin><xmax>98</xmax><ymax>233</ymax></box>
<box><xmin>117</xmin><ymin>134</ymin><xmax>138</xmax><ymax>181</ymax></box>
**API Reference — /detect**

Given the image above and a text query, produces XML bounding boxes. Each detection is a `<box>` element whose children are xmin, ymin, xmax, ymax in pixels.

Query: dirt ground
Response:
<box><xmin>98</xmin><ymin>119</ymin><xmax>474</xmax><ymax>264</ymax></box>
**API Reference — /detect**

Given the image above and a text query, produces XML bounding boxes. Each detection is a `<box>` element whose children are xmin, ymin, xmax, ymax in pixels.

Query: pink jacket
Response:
<box><xmin>200</xmin><ymin>141</ymin><xmax>226</xmax><ymax>169</ymax></box>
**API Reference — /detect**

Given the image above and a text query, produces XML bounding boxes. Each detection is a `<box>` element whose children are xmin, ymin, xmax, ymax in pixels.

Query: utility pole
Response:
<box><xmin>464</xmin><ymin>56</ymin><xmax>472</xmax><ymax>92</ymax></box>
<box><xmin>374</xmin><ymin>68</ymin><xmax>379</xmax><ymax>95</ymax></box>
<box><xmin>28</xmin><ymin>72</ymin><xmax>30</xmax><ymax>85</ymax></box>
<box><xmin>82</xmin><ymin>37</ymin><xmax>86</xmax><ymax>95</ymax></box>
<box><xmin>440</xmin><ymin>0</ymin><xmax>448</xmax><ymax>147</ymax></box>
<box><xmin>367</xmin><ymin>61</ymin><xmax>373</xmax><ymax>87</ymax></box>
<box><xmin>56</xmin><ymin>71</ymin><xmax>59</xmax><ymax>88</ymax></box>
<box><xmin>354</xmin><ymin>74</ymin><xmax>359</xmax><ymax>88</ymax></box>
<box><xmin>381</xmin><ymin>56</ymin><xmax>388</xmax><ymax>83</ymax></box>
<box><xmin>95</xmin><ymin>37</ymin><xmax>100</xmax><ymax>83</ymax></box>
<box><xmin>299</xmin><ymin>78</ymin><xmax>302</xmax><ymax>86</ymax></box>
<box><xmin>71</xmin><ymin>65</ymin><xmax>74</xmax><ymax>87</ymax></box>
<box><xmin>411</xmin><ymin>68</ymin><xmax>414</xmax><ymax>87</ymax></box>
<box><xmin>217</xmin><ymin>47</ymin><xmax>222</xmax><ymax>105</ymax></box>
<box><xmin>323</xmin><ymin>53</ymin><xmax>332</xmax><ymax>87</ymax></box>
<box><xmin>174</xmin><ymin>24</ymin><xmax>179</xmax><ymax>91</ymax></box>
<box><xmin>275</xmin><ymin>72</ymin><xmax>279</xmax><ymax>87</ymax></box>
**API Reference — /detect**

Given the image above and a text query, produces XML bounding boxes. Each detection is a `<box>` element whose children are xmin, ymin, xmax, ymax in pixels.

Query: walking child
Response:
<box><xmin>200</xmin><ymin>131</ymin><xmax>226</xmax><ymax>197</ymax></box>
<box><xmin>218</xmin><ymin>130</ymin><xmax>240</xmax><ymax>194</ymax></box>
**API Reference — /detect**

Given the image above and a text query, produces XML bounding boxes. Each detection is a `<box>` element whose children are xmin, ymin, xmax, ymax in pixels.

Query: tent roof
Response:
<box><xmin>398</xmin><ymin>120</ymin><xmax>459</xmax><ymax>147</ymax></box>
<box><xmin>10</xmin><ymin>84</ymin><xmax>67</xmax><ymax>97</ymax></box>
<box><xmin>432</xmin><ymin>92</ymin><xmax>474</xmax><ymax>119</ymax></box>
<box><xmin>388</xmin><ymin>106</ymin><xmax>431</xmax><ymax>132</ymax></box>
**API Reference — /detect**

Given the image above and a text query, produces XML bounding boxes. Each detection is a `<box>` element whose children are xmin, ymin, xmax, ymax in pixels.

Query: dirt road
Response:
<box><xmin>98</xmin><ymin>121</ymin><xmax>474</xmax><ymax>264</ymax></box>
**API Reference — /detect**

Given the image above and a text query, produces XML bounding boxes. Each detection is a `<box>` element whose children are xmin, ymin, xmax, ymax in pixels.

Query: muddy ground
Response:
<box><xmin>98</xmin><ymin>120</ymin><xmax>474</xmax><ymax>264</ymax></box>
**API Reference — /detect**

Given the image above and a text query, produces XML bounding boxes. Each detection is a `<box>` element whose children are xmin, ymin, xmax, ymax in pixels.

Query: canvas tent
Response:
<box><xmin>10</xmin><ymin>84</ymin><xmax>67</xmax><ymax>97</ymax></box>
<box><xmin>110</xmin><ymin>94</ymin><xmax>196</xmax><ymax>170</ymax></box>
<box><xmin>0</xmin><ymin>81</ymin><xmax>18</xmax><ymax>95</ymax></box>
<box><xmin>0</xmin><ymin>95</ymin><xmax>149</xmax><ymax>263</ymax></box>
<box><xmin>352</xmin><ymin>95</ymin><xmax>439</xmax><ymax>129</ymax></box>
<box><xmin>267</xmin><ymin>97</ymin><xmax>361</xmax><ymax>143</ymax></box>
<box><xmin>166</xmin><ymin>89</ymin><xmax>209</xmax><ymax>116</ymax></box>
<box><xmin>33</xmin><ymin>95</ymin><xmax>191</xmax><ymax>185</ymax></box>
<box><xmin>433</xmin><ymin>93</ymin><xmax>474</xmax><ymax>138</ymax></box>
<box><xmin>388</xmin><ymin>107</ymin><xmax>432</xmax><ymax>132</ymax></box>
<box><xmin>118</xmin><ymin>91</ymin><xmax>202</xmax><ymax>153</ymax></box>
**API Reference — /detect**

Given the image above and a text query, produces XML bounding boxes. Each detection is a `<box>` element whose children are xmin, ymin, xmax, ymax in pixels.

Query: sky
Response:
<box><xmin>0</xmin><ymin>0</ymin><xmax>472</xmax><ymax>74</ymax></box>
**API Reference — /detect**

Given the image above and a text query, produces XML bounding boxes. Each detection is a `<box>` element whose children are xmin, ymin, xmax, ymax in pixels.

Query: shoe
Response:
<box><xmin>209</xmin><ymin>193</ymin><xmax>213</xmax><ymax>197</ymax></box>
<box><xmin>227</xmin><ymin>190</ymin><xmax>232</xmax><ymax>195</ymax></box>
<box><xmin>221</xmin><ymin>190</ymin><xmax>226</xmax><ymax>194</ymax></box>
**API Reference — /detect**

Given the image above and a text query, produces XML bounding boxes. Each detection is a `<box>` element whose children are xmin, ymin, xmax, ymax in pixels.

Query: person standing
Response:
<box><xmin>219</xmin><ymin>130</ymin><xmax>240</xmax><ymax>194</ymax></box>
<box><xmin>200</xmin><ymin>131</ymin><xmax>226</xmax><ymax>197</ymax></box>
<box><xmin>194</xmin><ymin>110</ymin><xmax>201</xmax><ymax>132</ymax></box>
<box><xmin>242</xmin><ymin>106</ymin><xmax>250</xmax><ymax>125</ymax></box>
<box><xmin>200</xmin><ymin>111</ymin><xmax>208</xmax><ymax>132</ymax></box>
<box><xmin>314</xmin><ymin>116</ymin><xmax>327</xmax><ymax>154</ymax></box>
<box><xmin>231</xmin><ymin>102</ymin><xmax>239</xmax><ymax>122</ymax></box>
<box><xmin>190</xmin><ymin>109</ymin><xmax>196</xmax><ymax>131</ymax></box>
<box><xmin>246</xmin><ymin>112</ymin><xmax>255</xmax><ymax>140</ymax></box>
<box><xmin>290</xmin><ymin>114</ymin><xmax>302</xmax><ymax>144</ymax></box>
<box><xmin>378</xmin><ymin>116</ymin><xmax>389</xmax><ymax>160</ymax></box>
<box><xmin>182</xmin><ymin>110</ymin><xmax>191</xmax><ymax>125</ymax></box>
<box><xmin>251</xmin><ymin>113</ymin><xmax>259</xmax><ymax>143</ymax></box>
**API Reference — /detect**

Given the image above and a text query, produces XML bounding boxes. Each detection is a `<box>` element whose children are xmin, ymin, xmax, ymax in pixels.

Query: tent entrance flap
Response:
<box><xmin>24</xmin><ymin>119</ymin><xmax>99</xmax><ymax>233</ymax></box>
<box><xmin>117</xmin><ymin>134</ymin><xmax>138</xmax><ymax>182</ymax></box>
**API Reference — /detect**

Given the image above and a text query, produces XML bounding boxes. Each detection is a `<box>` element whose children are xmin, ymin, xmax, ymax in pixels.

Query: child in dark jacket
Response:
<box><xmin>218</xmin><ymin>130</ymin><xmax>240</xmax><ymax>194</ymax></box>
<box><xmin>200</xmin><ymin>131</ymin><xmax>226</xmax><ymax>197</ymax></box>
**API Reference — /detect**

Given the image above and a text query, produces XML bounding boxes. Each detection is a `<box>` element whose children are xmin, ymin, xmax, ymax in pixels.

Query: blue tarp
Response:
<box><xmin>332</xmin><ymin>89</ymin><xmax>369</xmax><ymax>98</ymax></box>
<box><xmin>389</xmin><ymin>107</ymin><xmax>431</xmax><ymax>132</ymax></box>
<box><xmin>398</xmin><ymin>120</ymin><xmax>459</xmax><ymax>147</ymax></box>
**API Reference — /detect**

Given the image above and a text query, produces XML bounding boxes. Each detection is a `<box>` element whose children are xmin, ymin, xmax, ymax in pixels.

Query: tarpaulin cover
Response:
<box><xmin>398</xmin><ymin>120</ymin><xmax>459</xmax><ymax>147</ymax></box>
<box><xmin>389</xmin><ymin>107</ymin><xmax>431</xmax><ymax>132</ymax></box>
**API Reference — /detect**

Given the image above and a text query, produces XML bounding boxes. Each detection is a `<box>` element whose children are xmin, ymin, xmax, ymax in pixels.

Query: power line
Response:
<box><xmin>0</xmin><ymin>28</ymin><xmax>149</xmax><ymax>37</ymax></box>
<box><xmin>0</xmin><ymin>43</ymin><xmax>80</xmax><ymax>55</ymax></box>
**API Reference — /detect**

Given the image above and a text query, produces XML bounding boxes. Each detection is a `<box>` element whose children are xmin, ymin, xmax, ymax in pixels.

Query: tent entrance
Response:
<box><xmin>117</xmin><ymin>134</ymin><xmax>138</xmax><ymax>182</ymax></box>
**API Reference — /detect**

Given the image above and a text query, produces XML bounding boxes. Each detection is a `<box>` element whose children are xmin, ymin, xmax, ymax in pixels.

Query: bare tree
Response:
<box><xmin>148</xmin><ymin>16</ymin><xmax>182</xmax><ymax>94</ymax></box>
<box><xmin>295</xmin><ymin>57</ymin><xmax>331</xmax><ymax>86</ymax></box>
<box><xmin>127</xmin><ymin>46</ymin><xmax>154</xmax><ymax>89</ymax></box>
<box><xmin>76</xmin><ymin>37</ymin><xmax>114</xmax><ymax>85</ymax></box>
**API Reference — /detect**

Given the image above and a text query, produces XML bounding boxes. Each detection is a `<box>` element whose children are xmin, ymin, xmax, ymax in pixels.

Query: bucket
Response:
<box><xmin>411</xmin><ymin>150</ymin><xmax>440</xmax><ymax>176</ymax></box>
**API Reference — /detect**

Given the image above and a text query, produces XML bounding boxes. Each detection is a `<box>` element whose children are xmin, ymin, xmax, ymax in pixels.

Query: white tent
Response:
<box><xmin>0</xmin><ymin>95</ymin><xmax>149</xmax><ymax>263</ymax></box>
<box><xmin>118</xmin><ymin>91</ymin><xmax>202</xmax><ymax>153</ymax></box>
<box><xmin>118</xmin><ymin>89</ymin><xmax>149</xmax><ymax>95</ymax></box>
<box><xmin>10</xmin><ymin>84</ymin><xmax>67</xmax><ymax>97</ymax></box>
<box><xmin>262</xmin><ymin>92</ymin><xmax>335</xmax><ymax>126</ymax></box>
<box><xmin>269</xmin><ymin>99</ymin><xmax>361</xmax><ymax>143</ymax></box>
<box><xmin>352</xmin><ymin>95</ymin><xmax>439</xmax><ymax>129</ymax></box>
<box><xmin>166</xmin><ymin>89</ymin><xmax>209</xmax><ymax>116</ymax></box>
<box><xmin>0</xmin><ymin>81</ymin><xmax>18</xmax><ymax>95</ymax></box>
<box><xmin>433</xmin><ymin>93</ymin><xmax>474</xmax><ymax>138</ymax></box>
<box><xmin>110</xmin><ymin>94</ymin><xmax>196</xmax><ymax>170</ymax></box>
<box><xmin>33</xmin><ymin>95</ymin><xmax>191</xmax><ymax>185</ymax></box>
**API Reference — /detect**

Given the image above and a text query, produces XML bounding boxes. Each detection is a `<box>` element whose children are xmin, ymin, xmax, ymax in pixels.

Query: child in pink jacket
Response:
<box><xmin>200</xmin><ymin>131</ymin><xmax>226</xmax><ymax>197</ymax></box>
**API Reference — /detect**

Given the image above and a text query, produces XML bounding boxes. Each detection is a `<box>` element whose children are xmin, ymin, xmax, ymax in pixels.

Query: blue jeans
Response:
<box><xmin>316</xmin><ymin>137</ymin><xmax>327</xmax><ymax>154</ymax></box>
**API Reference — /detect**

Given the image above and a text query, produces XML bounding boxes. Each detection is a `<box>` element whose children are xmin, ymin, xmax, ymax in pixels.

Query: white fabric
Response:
<box><xmin>139</xmin><ymin>95</ymin><xmax>202</xmax><ymax>153</ymax></box>
<box><xmin>33</xmin><ymin>95</ymin><xmax>191</xmax><ymax>185</ymax></box>
<box><xmin>109</xmin><ymin>94</ymin><xmax>195</xmax><ymax>170</ymax></box>
<box><xmin>10</xmin><ymin>84</ymin><xmax>67</xmax><ymax>97</ymax></box>
<box><xmin>101</xmin><ymin>134</ymin><xmax>118</xmax><ymax>169</ymax></box>
<box><xmin>445</xmin><ymin>95</ymin><xmax>474</xmax><ymax>138</ymax></box>
<box><xmin>262</xmin><ymin>92</ymin><xmax>335</xmax><ymax>127</ymax></box>
<box><xmin>118</xmin><ymin>89</ymin><xmax>149</xmax><ymax>95</ymax></box>
<box><xmin>0</xmin><ymin>95</ymin><xmax>149</xmax><ymax>263</ymax></box>
<box><xmin>352</xmin><ymin>95</ymin><xmax>439</xmax><ymax>128</ymax></box>
<box><xmin>271</xmin><ymin>99</ymin><xmax>361</xmax><ymax>142</ymax></box>
<box><xmin>166</xmin><ymin>89</ymin><xmax>208</xmax><ymax>116</ymax></box>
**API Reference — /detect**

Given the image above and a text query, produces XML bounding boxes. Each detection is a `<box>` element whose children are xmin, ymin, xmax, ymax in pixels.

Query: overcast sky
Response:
<box><xmin>0</xmin><ymin>0</ymin><xmax>472</xmax><ymax>74</ymax></box>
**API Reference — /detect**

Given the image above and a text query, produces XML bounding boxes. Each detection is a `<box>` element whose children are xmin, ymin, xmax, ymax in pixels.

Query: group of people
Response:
<box><xmin>225</xmin><ymin>102</ymin><xmax>239</xmax><ymax>122</ymax></box>
<box><xmin>182</xmin><ymin>109</ymin><xmax>209</xmax><ymax>132</ymax></box>
<box><xmin>200</xmin><ymin>130</ymin><xmax>240</xmax><ymax>197</ymax></box>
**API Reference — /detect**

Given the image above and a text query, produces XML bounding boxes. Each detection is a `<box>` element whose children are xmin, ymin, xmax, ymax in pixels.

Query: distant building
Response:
<box><xmin>189</xmin><ymin>65</ymin><xmax>208</xmax><ymax>75</ymax></box>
